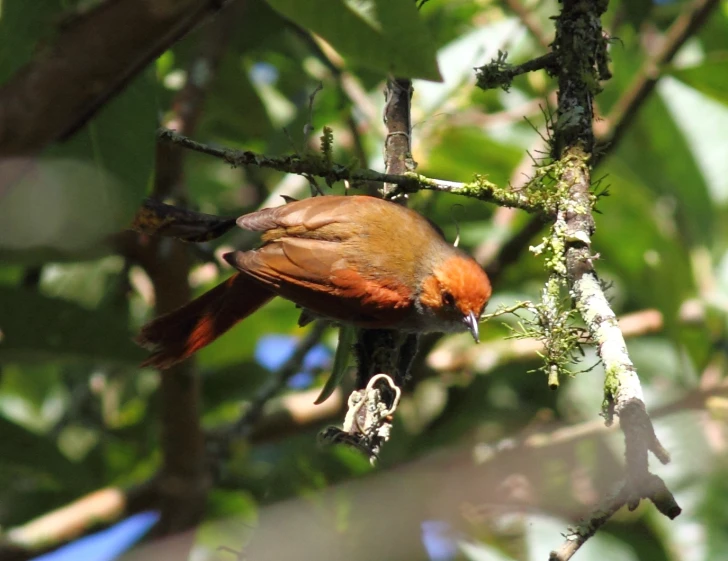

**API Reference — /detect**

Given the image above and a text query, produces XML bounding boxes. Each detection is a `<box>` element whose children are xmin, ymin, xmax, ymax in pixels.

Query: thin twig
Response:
<box><xmin>430</xmin><ymin>308</ymin><xmax>664</xmax><ymax>374</ymax></box>
<box><xmin>476</xmin><ymin>52</ymin><xmax>556</xmax><ymax>91</ymax></box>
<box><xmin>381</xmin><ymin>78</ymin><xmax>416</xmax><ymax>197</ymax></box>
<box><xmin>480</xmin><ymin>301</ymin><xmax>535</xmax><ymax>321</ymax></box>
<box><xmin>303</xmin><ymin>82</ymin><xmax>324</xmax><ymax>145</ymax></box>
<box><xmin>292</xmin><ymin>27</ymin><xmax>384</xmax><ymax>136</ymax></box>
<box><xmin>157</xmin><ymin>128</ymin><xmax>545</xmax><ymax>213</ymax></box>
<box><xmin>130</xmin><ymin>198</ymin><xmax>237</xmax><ymax>242</ymax></box>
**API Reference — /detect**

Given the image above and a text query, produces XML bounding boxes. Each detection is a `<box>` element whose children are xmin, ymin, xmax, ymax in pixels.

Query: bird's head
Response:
<box><xmin>417</xmin><ymin>254</ymin><xmax>492</xmax><ymax>341</ymax></box>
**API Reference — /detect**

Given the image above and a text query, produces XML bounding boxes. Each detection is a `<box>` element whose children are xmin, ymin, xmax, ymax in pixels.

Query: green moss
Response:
<box><xmin>320</xmin><ymin>126</ymin><xmax>334</xmax><ymax>166</ymax></box>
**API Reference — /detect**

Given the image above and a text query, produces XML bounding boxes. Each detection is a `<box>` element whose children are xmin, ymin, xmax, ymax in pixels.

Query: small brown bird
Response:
<box><xmin>137</xmin><ymin>195</ymin><xmax>492</xmax><ymax>369</ymax></box>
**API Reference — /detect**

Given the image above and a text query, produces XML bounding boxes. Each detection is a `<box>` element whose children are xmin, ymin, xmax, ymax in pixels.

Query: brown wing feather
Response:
<box><xmin>236</xmin><ymin>196</ymin><xmax>374</xmax><ymax>234</ymax></box>
<box><xmin>224</xmin><ymin>234</ymin><xmax>412</xmax><ymax>326</ymax></box>
<box><xmin>226</xmin><ymin>236</ymin><xmax>340</xmax><ymax>284</ymax></box>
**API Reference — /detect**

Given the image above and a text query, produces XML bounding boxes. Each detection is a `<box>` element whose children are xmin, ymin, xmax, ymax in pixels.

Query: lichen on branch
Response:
<box><xmin>157</xmin><ymin>128</ymin><xmax>555</xmax><ymax>215</ymax></box>
<box><xmin>475</xmin><ymin>51</ymin><xmax>556</xmax><ymax>92</ymax></box>
<box><xmin>534</xmin><ymin>0</ymin><xmax>682</xmax><ymax>557</ymax></box>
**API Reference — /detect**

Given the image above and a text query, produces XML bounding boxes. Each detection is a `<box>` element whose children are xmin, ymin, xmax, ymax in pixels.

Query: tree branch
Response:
<box><xmin>543</xmin><ymin>0</ymin><xmax>681</xmax><ymax>557</ymax></box>
<box><xmin>127</xmin><ymin>15</ymin><xmax>232</xmax><ymax>536</ymax></box>
<box><xmin>476</xmin><ymin>52</ymin><xmax>556</xmax><ymax>92</ymax></box>
<box><xmin>484</xmin><ymin>0</ymin><xmax>720</xmax><ymax>302</ymax></box>
<box><xmin>157</xmin><ymin>128</ymin><xmax>546</xmax><ymax>213</ymax></box>
<box><xmin>130</xmin><ymin>198</ymin><xmax>237</xmax><ymax>242</ymax></box>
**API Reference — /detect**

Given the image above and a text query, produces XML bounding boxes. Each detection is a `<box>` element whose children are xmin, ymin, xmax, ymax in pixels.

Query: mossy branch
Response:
<box><xmin>475</xmin><ymin>51</ymin><xmax>556</xmax><ymax>92</ymax></box>
<box><xmin>539</xmin><ymin>1</ymin><xmax>681</xmax><ymax>558</ymax></box>
<box><xmin>157</xmin><ymin>128</ymin><xmax>552</xmax><ymax>215</ymax></box>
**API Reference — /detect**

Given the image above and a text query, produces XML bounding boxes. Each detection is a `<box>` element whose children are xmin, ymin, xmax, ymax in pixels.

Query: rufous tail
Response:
<box><xmin>136</xmin><ymin>273</ymin><xmax>274</xmax><ymax>369</ymax></box>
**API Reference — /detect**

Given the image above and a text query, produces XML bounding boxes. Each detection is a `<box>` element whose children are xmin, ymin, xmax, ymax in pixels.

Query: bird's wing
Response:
<box><xmin>236</xmin><ymin>196</ymin><xmax>370</xmax><ymax>235</ymax></box>
<box><xmin>225</xmin><ymin>237</ymin><xmax>342</xmax><ymax>292</ymax></box>
<box><xmin>224</xmin><ymin>235</ymin><xmax>412</xmax><ymax>325</ymax></box>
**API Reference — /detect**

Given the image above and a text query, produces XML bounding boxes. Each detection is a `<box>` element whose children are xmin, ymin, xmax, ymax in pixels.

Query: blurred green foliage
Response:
<box><xmin>1</xmin><ymin>0</ymin><xmax>728</xmax><ymax>560</ymax></box>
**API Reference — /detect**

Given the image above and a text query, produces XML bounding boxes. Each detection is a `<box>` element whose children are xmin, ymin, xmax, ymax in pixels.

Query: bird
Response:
<box><xmin>136</xmin><ymin>195</ymin><xmax>492</xmax><ymax>369</ymax></box>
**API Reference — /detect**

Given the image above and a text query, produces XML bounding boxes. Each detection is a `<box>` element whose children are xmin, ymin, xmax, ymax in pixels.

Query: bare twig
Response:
<box><xmin>549</xmin><ymin>470</ymin><xmax>680</xmax><ymax>561</ymax></box>
<box><xmin>381</xmin><ymin>78</ymin><xmax>416</xmax><ymax>197</ymax></box>
<box><xmin>300</xmin><ymin>31</ymin><xmax>385</xmax><ymax>136</ymax></box>
<box><xmin>303</xmin><ymin>82</ymin><xmax>324</xmax><ymax>144</ymax></box>
<box><xmin>482</xmin><ymin>213</ymin><xmax>546</xmax><ymax>282</ymax></box>
<box><xmin>130</xmin><ymin>198</ymin><xmax>237</xmax><ymax>242</ymax></box>
<box><xmin>448</xmin><ymin>98</ymin><xmax>552</xmax><ymax>130</ymax></box>
<box><xmin>4</xmin><ymin>488</ymin><xmax>127</xmax><ymax>548</ymax></box>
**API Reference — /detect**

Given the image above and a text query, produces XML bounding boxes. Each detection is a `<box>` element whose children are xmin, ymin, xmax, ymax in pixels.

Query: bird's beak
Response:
<box><xmin>463</xmin><ymin>311</ymin><xmax>479</xmax><ymax>343</ymax></box>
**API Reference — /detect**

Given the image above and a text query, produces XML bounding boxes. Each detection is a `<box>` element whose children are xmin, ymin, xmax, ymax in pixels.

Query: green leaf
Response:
<box><xmin>695</xmin><ymin>5</ymin><xmax>728</xmax><ymax>53</ymax></box>
<box><xmin>0</xmin><ymin>1</ymin><xmax>64</xmax><ymax>82</ymax></box>
<box><xmin>202</xmin><ymin>361</ymin><xmax>270</xmax><ymax>412</ymax></box>
<box><xmin>265</xmin><ymin>0</ymin><xmax>442</xmax><ymax>81</ymax></box>
<box><xmin>593</xmin><ymin>161</ymin><xmax>693</xmax><ymax>332</ymax></box>
<box><xmin>0</xmin><ymin>286</ymin><xmax>145</xmax><ymax>365</ymax></box>
<box><xmin>0</xmin><ymin>415</ymin><xmax>87</xmax><ymax>487</ymax></box>
<box><xmin>315</xmin><ymin>325</ymin><xmax>355</xmax><ymax>405</ymax></box>
<box><xmin>1</xmin><ymin>363</ymin><xmax>63</xmax><ymax>413</ymax></box>
<box><xmin>201</xmin><ymin>53</ymin><xmax>273</xmax><ymax>145</ymax></box>
<box><xmin>229</xmin><ymin>0</ymin><xmax>289</xmax><ymax>53</ymax></box>
<box><xmin>622</xmin><ymin>0</ymin><xmax>654</xmax><ymax>30</ymax></box>
<box><xmin>659</xmin><ymin>76</ymin><xmax>728</xmax><ymax>204</ymax></box>
<box><xmin>423</xmin><ymin>126</ymin><xmax>523</xmax><ymax>185</ymax></box>
<box><xmin>613</xmin><ymin>93</ymin><xmax>714</xmax><ymax>247</ymax></box>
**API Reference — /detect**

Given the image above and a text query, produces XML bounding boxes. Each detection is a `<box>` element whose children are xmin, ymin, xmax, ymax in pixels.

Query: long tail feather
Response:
<box><xmin>136</xmin><ymin>273</ymin><xmax>274</xmax><ymax>369</ymax></box>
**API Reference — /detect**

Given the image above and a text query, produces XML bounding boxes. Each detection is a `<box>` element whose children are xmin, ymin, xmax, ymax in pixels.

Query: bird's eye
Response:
<box><xmin>442</xmin><ymin>291</ymin><xmax>455</xmax><ymax>307</ymax></box>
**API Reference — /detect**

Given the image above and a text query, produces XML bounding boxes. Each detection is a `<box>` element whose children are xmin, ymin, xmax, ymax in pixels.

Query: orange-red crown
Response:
<box><xmin>419</xmin><ymin>254</ymin><xmax>492</xmax><ymax>318</ymax></box>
